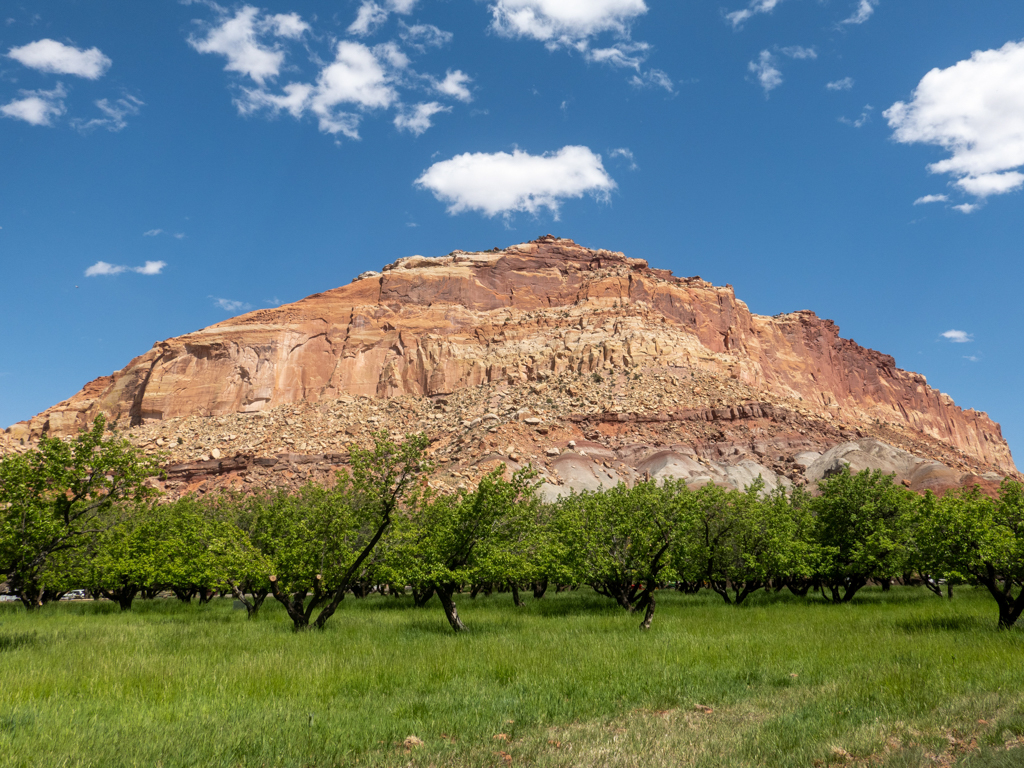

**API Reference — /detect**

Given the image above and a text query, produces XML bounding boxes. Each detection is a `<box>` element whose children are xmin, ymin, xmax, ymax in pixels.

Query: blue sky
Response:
<box><xmin>1</xmin><ymin>0</ymin><xmax>1022</xmax><ymax>462</ymax></box>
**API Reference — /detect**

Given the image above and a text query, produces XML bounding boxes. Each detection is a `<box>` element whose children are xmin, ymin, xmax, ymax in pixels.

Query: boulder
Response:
<box><xmin>793</xmin><ymin>451</ymin><xmax>822</xmax><ymax>469</ymax></box>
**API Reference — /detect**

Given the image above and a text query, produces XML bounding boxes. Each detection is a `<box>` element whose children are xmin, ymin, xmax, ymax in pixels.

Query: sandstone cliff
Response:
<box><xmin>4</xmin><ymin>237</ymin><xmax>1015</xmax><ymax>482</ymax></box>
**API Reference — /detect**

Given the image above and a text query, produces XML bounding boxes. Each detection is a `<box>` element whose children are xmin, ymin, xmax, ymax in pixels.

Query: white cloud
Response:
<box><xmin>85</xmin><ymin>261</ymin><xmax>124</xmax><ymax>276</ymax></box>
<box><xmin>135</xmin><ymin>261</ymin><xmax>167</xmax><ymax>275</ymax></box>
<box><xmin>85</xmin><ymin>260</ymin><xmax>166</xmax><ymax>277</ymax></box>
<box><xmin>827</xmin><ymin>77</ymin><xmax>854</xmax><ymax>91</ymax></box>
<box><xmin>348</xmin><ymin>2</ymin><xmax>389</xmax><ymax>36</ymax></box>
<box><xmin>72</xmin><ymin>95</ymin><xmax>143</xmax><ymax>133</ymax></box>
<box><xmin>238</xmin><ymin>41</ymin><xmax>397</xmax><ymax>139</ymax></box>
<box><xmin>841</xmin><ymin>0</ymin><xmax>876</xmax><ymax>25</ymax></box>
<box><xmin>839</xmin><ymin>104</ymin><xmax>873</xmax><ymax>128</ymax></box>
<box><xmin>348</xmin><ymin>0</ymin><xmax>418</xmax><ymax>37</ymax></box>
<box><xmin>374</xmin><ymin>41</ymin><xmax>409</xmax><ymax>71</ymax></box>
<box><xmin>913</xmin><ymin>194</ymin><xmax>949</xmax><ymax>205</ymax></box>
<box><xmin>726</xmin><ymin>0</ymin><xmax>783</xmax><ymax>29</ymax></box>
<box><xmin>490</xmin><ymin>0</ymin><xmax>648</xmax><ymax>48</ymax></box>
<box><xmin>143</xmin><ymin>229</ymin><xmax>164</xmax><ymax>236</ymax></box>
<box><xmin>610</xmin><ymin>147</ymin><xmax>637</xmax><ymax>170</ymax></box>
<box><xmin>188</xmin><ymin>6</ymin><xmax>309</xmax><ymax>86</ymax></box>
<box><xmin>394</xmin><ymin>101</ymin><xmax>449</xmax><ymax>135</ymax></box>
<box><xmin>952</xmin><ymin>203</ymin><xmax>979</xmax><ymax>214</ymax></box>
<box><xmin>1</xmin><ymin>84</ymin><xmax>66</xmax><ymax>126</ymax></box>
<box><xmin>629</xmin><ymin>68</ymin><xmax>674</xmax><ymax>92</ymax></box>
<box><xmin>941</xmin><ymin>329</ymin><xmax>973</xmax><ymax>343</ymax></box>
<box><xmin>213</xmin><ymin>297</ymin><xmax>251</xmax><ymax>312</ymax></box>
<box><xmin>955</xmin><ymin>171</ymin><xmax>1024</xmax><ymax>197</ymax></box>
<box><xmin>885</xmin><ymin>40</ymin><xmax>1024</xmax><ymax>201</ymax></box>
<box><xmin>7</xmin><ymin>39</ymin><xmax>111</xmax><ymax>79</ymax></box>
<box><xmin>415</xmin><ymin>145</ymin><xmax>616</xmax><ymax>219</ymax></box>
<box><xmin>749</xmin><ymin>51</ymin><xmax>782</xmax><ymax>94</ymax></box>
<box><xmin>434</xmin><ymin>69</ymin><xmax>473</xmax><ymax>102</ymax></box>
<box><xmin>190</xmin><ymin>6</ymin><xmax>470</xmax><ymax>143</ymax></box>
<box><xmin>963</xmin><ymin>355</ymin><xmax>980</xmax><ymax>363</ymax></box>
<box><xmin>310</xmin><ymin>41</ymin><xmax>397</xmax><ymax>137</ymax></box>
<box><xmin>589</xmin><ymin>42</ymin><xmax>650</xmax><ymax>70</ymax></box>
<box><xmin>237</xmin><ymin>81</ymin><xmax>313</xmax><ymax>118</ymax></box>
<box><xmin>173</xmin><ymin>233</ymin><xmax>186</xmax><ymax>239</ymax></box>
<box><xmin>316</xmin><ymin>41</ymin><xmax>396</xmax><ymax>110</ymax></box>
<box><xmin>400</xmin><ymin>22</ymin><xmax>453</xmax><ymax>50</ymax></box>
<box><xmin>781</xmin><ymin>46</ymin><xmax>816</xmax><ymax>60</ymax></box>
<box><xmin>267</xmin><ymin>12</ymin><xmax>309</xmax><ymax>39</ymax></box>
<box><xmin>586</xmin><ymin>42</ymin><xmax>671</xmax><ymax>93</ymax></box>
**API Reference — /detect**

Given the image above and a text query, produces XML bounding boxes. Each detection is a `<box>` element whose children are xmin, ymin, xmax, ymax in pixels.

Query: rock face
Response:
<box><xmin>4</xmin><ymin>236</ymin><xmax>1017</xmax><ymax>483</ymax></box>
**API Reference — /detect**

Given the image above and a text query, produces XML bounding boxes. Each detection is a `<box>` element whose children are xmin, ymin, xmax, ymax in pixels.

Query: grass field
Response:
<box><xmin>1</xmin><ymin>587</ymin><xmax>1023</xmax><ymax>768</ymax></box>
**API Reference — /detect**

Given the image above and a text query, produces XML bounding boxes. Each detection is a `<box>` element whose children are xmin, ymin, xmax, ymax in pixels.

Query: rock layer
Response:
<box><xmin>5</xmin><ymin>236</ymin><xmax>1016</xmax><ymax>476</ymax></box>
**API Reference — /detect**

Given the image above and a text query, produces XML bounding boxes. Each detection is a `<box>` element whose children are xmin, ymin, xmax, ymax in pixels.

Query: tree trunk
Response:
<box><xmin>997</xmin><ymin>597</ymin><xmax>1023</xmax><ymax>630</ymax></box>
<box><xmin>639</xmin><ymin>590</ymin><xmax>656</xmax><ymax>631</ymax></box>
<box><xmin>785</xmin><ymin>579</ymin><xmax>811</xmax><ymax>597</ymax></box>
<box><xmin>709</xmin><ymin>581</ymin><xmax>733</xmax><ymax>605</ymax></box>
<box><xmin>946</xmin><ymin>583</ymin><xmax>954</xmax><ymax>601</ymax></box>
<box><xmin>269</xmin><ymin>577</ymin><xmax>316</xmax><ymax>630</ymax></box>
<box><xmin>228</xmin><ymin>583</ymin><xmax>269</xmax><ymax>620</ymax></box>
<box><xmin>437</xmin><ymin>584</ymin><xmax>466</xmax><ymax>632</ymax></box>
<box><xmin>636</xmin><ymin>580</ymin><xmax>657</xmax><ymax>630</ymax></box>
<box><xmin>840</xmin><ymin>577</ymin><xmax>867</xmax><ymax>603</ymax></box>
<box><xmin>413</xmin><ymin>585</ymin><xmax>435</xmax><ymax>607</ymax></box>
<box><xmin>18</xmin><ymin>589</ymin><xmax>42</xmax><ymax>611</ymax></box>
<box><xmin>350</xmin><ymin>583</ymin><xmax>369</xmax><ymax>598</ymax></box>
<box><xmin>511</xmin><ymin>583</ymin><xmax>524</xmax><ymax>608</ymax></box>
<box><xmin>733</xmin><ymin>582</ymin><xmax>762</xmax><ymax>606</ymax></box>
<box><xmin>922</xmin><ymin>575</ymin><xmax>943</xmax><ymax>597</ymax></box>
<box><xmin>103</xmin><ymin>585</ymin><xmax>139</xmax><ymax>611</ymax></box>
<box><xmin>532</xmin><ymin>579</ymin><xmax>548</xmax><ymax>599</ymax></box>
<box><xmin>980</xmin><ymin>572</ymin><xmax>1024</xmax><ymax>630</ymax></box>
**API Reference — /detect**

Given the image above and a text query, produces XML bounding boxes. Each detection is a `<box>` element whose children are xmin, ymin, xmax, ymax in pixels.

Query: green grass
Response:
<box><xmin>1</xmin><ymin>587</ymin><xmax>1023</xmax><ymax>767</ymax></box>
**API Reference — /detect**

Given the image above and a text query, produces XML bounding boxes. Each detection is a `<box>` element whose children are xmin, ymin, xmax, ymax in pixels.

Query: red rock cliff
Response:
<box><xmin>9</xmin><ymin>237</ymin><xmax>1015</xmax><ymax>474</ymax></box>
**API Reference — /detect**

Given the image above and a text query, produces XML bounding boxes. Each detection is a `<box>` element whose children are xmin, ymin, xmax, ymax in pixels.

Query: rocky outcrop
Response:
<box><xmin>4</xmin><ymin>236</ymin><xmax>1016</xmax><ymax>478</ymax></box>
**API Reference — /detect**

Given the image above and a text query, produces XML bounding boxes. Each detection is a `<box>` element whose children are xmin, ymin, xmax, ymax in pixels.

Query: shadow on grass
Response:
<box><xmin>530</xmin><ymin>594</ymin><xmax>623</xmax><ymax>618</ymax></box>
<box><xmin>0</xmin><ymin>713</ymin><xmax>32</xmax><ymax>736</ymax></box>
<box><xmin>0</xmin><ymin>631</ymin><xmax>38</xmax><ymax>652</ymax></box>
<box><xmin>895</xmin><ymin>615</ymin><xmax>990</xmax><ymax>634</ymax></box>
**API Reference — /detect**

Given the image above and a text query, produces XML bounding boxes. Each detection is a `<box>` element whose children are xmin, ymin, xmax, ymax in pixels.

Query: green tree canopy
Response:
<box><xmin>812</xmin><ymin>468</ymin><xmax>918</xmax><ymax>603</ymax></box>
<box><xmin>917</xmin><ymin>480</ymin><xmax>1024</xmax><ymax>629</ymax></box>
<box><xmin>264</xmin><ymin>430</ymin><xmax>431</xmax><ymax>630</ymax></box>
<box><xmin>0</xmin><ymin>416</ymin><xmax>160</xmax><ymax>609</ymax></box>
<box><xmin>382</xmin><ymin>466</ymin><xmax>540</xmax><ymax>631</ymax></box>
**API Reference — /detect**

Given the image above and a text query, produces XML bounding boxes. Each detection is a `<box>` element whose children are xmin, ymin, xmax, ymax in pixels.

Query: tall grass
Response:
<box><xmin>0</xmin><ymin>587</ymin><xmax>1022</xmax><ymax>767</ymax></box>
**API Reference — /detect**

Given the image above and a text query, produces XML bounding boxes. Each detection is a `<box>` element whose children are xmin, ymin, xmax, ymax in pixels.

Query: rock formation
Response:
<box><xmin>2</xmin><ymin>236</ymin><xmax>1016</xmax><ymax>496</ymax></box>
